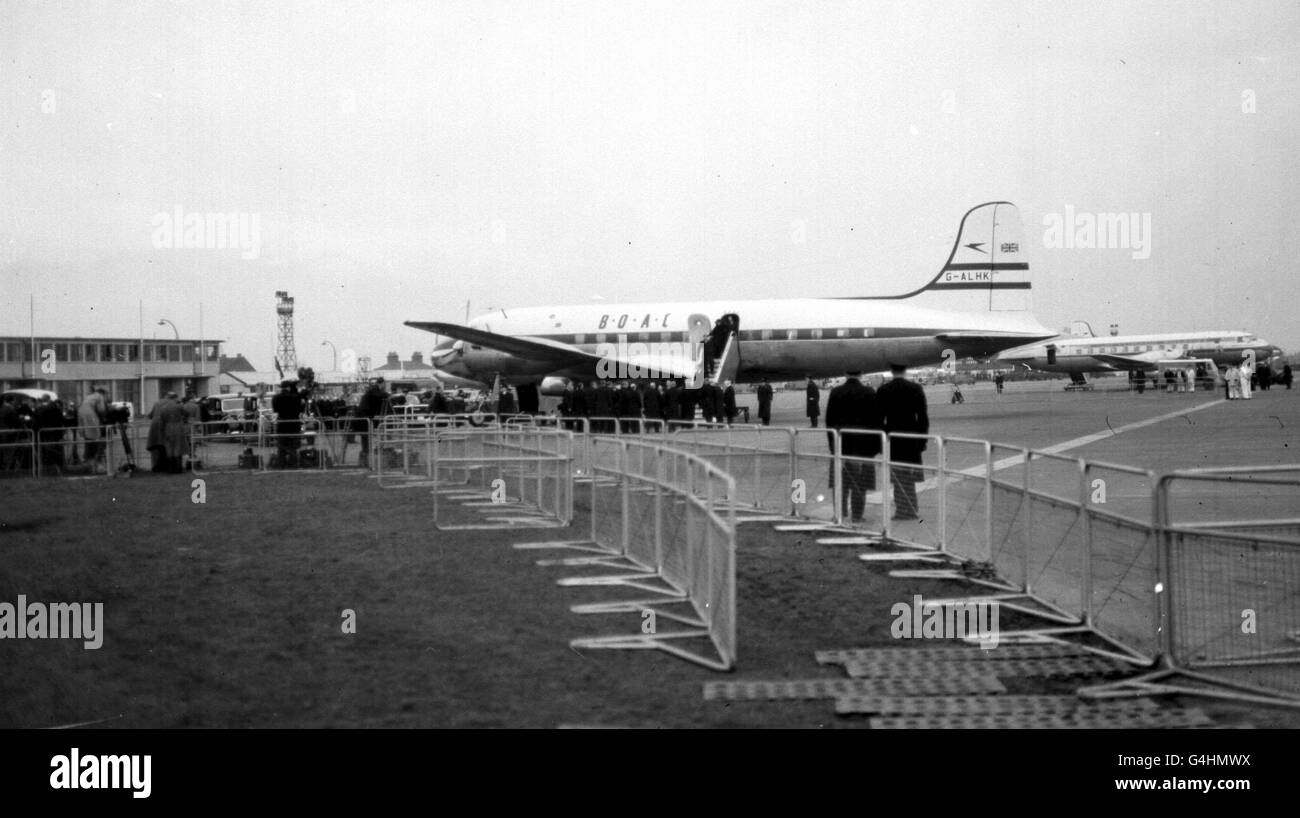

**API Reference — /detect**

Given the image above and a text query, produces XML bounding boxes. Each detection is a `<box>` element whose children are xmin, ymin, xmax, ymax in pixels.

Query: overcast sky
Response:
<box><xmin>3</xmin><ymin>1</ymin><xmax>1298</xmax><ymax>370</ymax></box>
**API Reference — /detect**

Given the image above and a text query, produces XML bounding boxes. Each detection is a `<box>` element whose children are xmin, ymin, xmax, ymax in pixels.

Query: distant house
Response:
<box><xmin>219</xmin><ymin>353</ymin><xmax>258</xmax><ymax>373</ymax></box>
<box><xmin>373</xmin><ymin>351</ymin><xmax>436</xmax><ymax>379</ymax></box>
<box><xmin>217</xmin><ymin>353</ymin><xmax>278</xmax><ymax>395</ymax></box>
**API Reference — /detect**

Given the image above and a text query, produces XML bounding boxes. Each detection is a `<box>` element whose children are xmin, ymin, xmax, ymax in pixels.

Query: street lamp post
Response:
<box><xmin>157</xmin><ymin>318</ymin><xmax>194</xmax><ymax>389</ymax></box>
<box><xmin>322</xmin><ymin>340</ymin><xmax>337</xmax><ymax>371</ymax></box>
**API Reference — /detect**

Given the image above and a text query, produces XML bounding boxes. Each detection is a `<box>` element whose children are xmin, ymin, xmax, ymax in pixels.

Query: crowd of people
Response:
<box><xmin>555</xmin><ymin>378</ymin><xmax>759</xmax><ymax>432</ymax></box>
<box><xmin>1223</xmin><ymin>361</ymin><xmax>1292</xmax><ymax>399</ymax></box>
<box><xmin>0</xmin><ymin>388</ymin><xmax>123</xmax><ymax>473</ymax></box>
<box><xmin>0</xmin><ymin>387</ymin><xmax>220</xmax><ymax>475</ymax></box>
<box><xmin>3</xmin><ymin>355</ymin><xmax>1292</xmax><ymax>479</ymax></box>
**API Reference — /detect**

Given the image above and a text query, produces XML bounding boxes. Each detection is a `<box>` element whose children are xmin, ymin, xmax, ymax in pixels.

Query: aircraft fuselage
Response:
<box><xmin>437</xmin><ymin>297</ymin><xmax>1052</xmax><ymax>384</ymax></box>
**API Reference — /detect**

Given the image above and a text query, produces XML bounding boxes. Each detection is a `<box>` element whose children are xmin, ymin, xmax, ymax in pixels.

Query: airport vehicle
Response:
<box><xmin>996</xmin><ymin>328</ymin><xmax>1283</xmax><ymax>386</ymax></box>
<box><xmin>1</xmin><ymin>388</ymin><xmax>59</xmax><ymax>407</ymax></box>
<box><xmin>407</xmin><ymin>202</ymin><xmax>1056</xmax><ymax>406</ymax></box>
<box><xmin>202</xmin><ymin>393</ymin><xmax>270</xmax><ymax>435</ymax></box>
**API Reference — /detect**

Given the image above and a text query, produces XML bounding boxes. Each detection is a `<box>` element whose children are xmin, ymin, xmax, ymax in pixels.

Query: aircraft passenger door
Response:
<box><xmin>712</xmin><ymin>313</ymin><xmax>741</xmax><ymax>385</ymax></box>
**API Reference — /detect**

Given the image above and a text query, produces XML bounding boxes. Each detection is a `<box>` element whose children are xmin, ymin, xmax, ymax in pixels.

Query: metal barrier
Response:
<box><xmin>1079</xmin><ymin>467</ymin><xmax>1300</xmax><ymax>705</ymax></box>
<box><xmin>669</xmin><ymin>426</ymin><xmax>797</xmax><ymax>517</ymax></box>
<box><xmin>934</xmin><ymin>437</ymin><xmax>994</xmax><ymax>563</ymax></box>
<box><xmin>188</xmin><ymin>417</ymin><xmax>367</xmax><ymax>474</ymax></box>
<box><xmin>657</xmin><ymin>427</ymin><xmax>1165</xmax><ymax>665</ymax></box>
<box><xmin>552</xmin><ymin>436</ymin><xmax>737</xmax><ymax>671</ymax></box>
<box><xmin>422</xmin><ymin>428</ymin><xmax>574</xmax><ymax>530</ymax></box>
<box><xmin>789</xmin><ymin>427</ymin><xmax>845</xmax><ymax>524</ymax></box>
<box><xmin>0</xmin><ymin>429</ymin><xmax>36</xmax><ymax>478</ymax></box>
<box><xmin>1082</xmin><ymin>461</ymin><xmax>1161</xmax><ymax>660</ymax></box>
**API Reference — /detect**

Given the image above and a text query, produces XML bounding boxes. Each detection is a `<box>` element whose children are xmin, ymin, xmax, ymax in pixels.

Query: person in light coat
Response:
<box><xmin>78</xmin><ymin>387</ymin><xmax>109</xmax><ymax>469</ymax></box>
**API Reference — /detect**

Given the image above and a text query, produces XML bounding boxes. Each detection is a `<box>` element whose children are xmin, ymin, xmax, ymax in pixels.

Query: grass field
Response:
<box><xmin>2</xmin><ymin>382</ymin><xmax>1297</xmax><ymax>728</ymax></box>
<box><xmin>2</xmin><ymin>466</ymin><xmax>1296</xmax><ymax>728</ymax></box>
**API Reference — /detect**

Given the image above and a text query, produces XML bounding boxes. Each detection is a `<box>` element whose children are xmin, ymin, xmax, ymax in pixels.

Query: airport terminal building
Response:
<box><xmin>0</xmin><ymin>335</ymin><xmax>222</xmax><ymax>412</ymax></box>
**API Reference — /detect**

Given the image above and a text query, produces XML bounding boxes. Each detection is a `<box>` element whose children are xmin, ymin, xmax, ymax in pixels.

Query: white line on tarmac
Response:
<box><xmin>920</xmin><ymin>398</ymin><xmax>1227</xmax><ymax>488</ymax></box>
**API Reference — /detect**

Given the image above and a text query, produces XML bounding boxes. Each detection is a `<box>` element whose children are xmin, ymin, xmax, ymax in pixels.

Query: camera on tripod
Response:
<box><xmin>106</xmin><ymin>402</ymin><xmax>133</xmax><ymax>425</ymax></box>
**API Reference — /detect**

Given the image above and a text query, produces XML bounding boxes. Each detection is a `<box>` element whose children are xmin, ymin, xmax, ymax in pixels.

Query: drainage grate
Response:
<box><xmin>841</xmin><ymin>655</ymin><xmax>1131</xmax><ymax>679</ymax></box>
<box><xmin>867</xmin><ymin>708</ymin><xmax>1215</xmax><ymax>729</ymax></box>
<box><xmin>834</xmin><ymin>694</ymin><xmax>1161</xmax><ymax>715</ymax></box>
<box><xmin>703</xmin><ymin>675</ymin><xmax>1006</xmax><ymax>701</ymax></box>
<box><xmin>816</xmin><ymin>644</ymin><xmax>1092</xmax><ymax>665</ymax></box>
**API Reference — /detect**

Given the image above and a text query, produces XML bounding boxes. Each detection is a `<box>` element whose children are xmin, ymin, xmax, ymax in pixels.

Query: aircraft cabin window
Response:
<box><xmin>637</xmin><ymin>332</ymin><xmax>650</xmax><ymax>342</ymax></box>
<box><xmin>786</xmin><ymin>330</ymin><xmax>797</xmax><ymax>340</ymax></box>
<box><xmin>836</xmin><ymin>329</ymin><xmax>848</xmax><ymax>338</ymax></box>
<box><xmin>811</xmin><ymin>329</ymin><xmax>823</xmax><ymax>339</ymax></box>
<box><xmin>659</xmin><ymin>332</ymin><xmax>671</xmax><ymax>342</ymax></box>
<box><xmin>863</xmin><ymin>328</ymin><xmax>874</xmax><ymax>338</ymax></box>
<box><xmin>595</xmin><ymin>333</ymin><xmax>606</xmax><ymax>344</ymax></box>
<box><xmin>575</xmin><ymin>334</ymin><xmax>585</xmax><ymax>345</ymax></box>
<box><xmin>761</xmin><ymin>329</ymin><xmax>772</xmax><ymax>340</ymax></box>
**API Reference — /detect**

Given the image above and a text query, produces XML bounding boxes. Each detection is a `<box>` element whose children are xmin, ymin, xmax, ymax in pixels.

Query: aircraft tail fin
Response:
<box><xmin>862</xmin><ymin>201</ymin><xmax>1032</xmax><ymax>313</ymax></box>
<box><xmin>923</xmin><ymin>201</ymin><xmax>1030</xmax><ymax>311</ymax></box>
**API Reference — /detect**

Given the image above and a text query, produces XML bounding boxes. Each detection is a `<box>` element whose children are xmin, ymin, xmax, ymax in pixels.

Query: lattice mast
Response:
<box><xmin>275</xmin><ymin>290</ymin><xmax>297</xmax><ymax>376</ymax></box>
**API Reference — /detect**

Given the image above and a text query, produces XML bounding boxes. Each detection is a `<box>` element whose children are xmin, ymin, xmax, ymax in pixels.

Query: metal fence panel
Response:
<box><xmin>938</xmin><ymin>438</ymin><xmax>993</xmax><ymax>563</ymax></box>
<box><xmin>1088</xmin><ymin>513</ymin><xmax>1161</xmax><ymax>661</ymax></box>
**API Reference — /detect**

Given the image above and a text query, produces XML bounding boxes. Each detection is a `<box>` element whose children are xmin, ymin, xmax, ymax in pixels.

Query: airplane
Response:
<box><xmin>995</xmin><ymin>326</ymin><xmax>1284</xmax><ymax>385</ymax></box>
<box><xmin>407</xmin><ymin>201</ymin><xmax>1057</xmax><ymax>407</ymax></box>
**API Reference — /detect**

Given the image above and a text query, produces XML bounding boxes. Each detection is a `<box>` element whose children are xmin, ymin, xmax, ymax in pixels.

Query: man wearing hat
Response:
<box><xmin>825</xmin><ymin>369</ymin><xmax>882</xmax><ymax>523</ymax></box>
<box><xmin>805</xmin><ymin>376</ymin><xmax>821</xmax><ymax>427</ymax></box>
<box><xmin>878</xmin><ymin>363</ymin><xmax>929</xmax><ymax>520</ymax></box>
<box><xmin>355</xmin><ymin>376</ymin><xmax>388</xmax><ymax>468</ymax></box>
<box><xmin>755</xmin><ymin>378</ymin><xmax>774</xmax><ymax>426</ymax></box>
<box><xmin>272</xmin><ymin>380</ymin><xmax>305</xmax><ymax>466</ymax></box>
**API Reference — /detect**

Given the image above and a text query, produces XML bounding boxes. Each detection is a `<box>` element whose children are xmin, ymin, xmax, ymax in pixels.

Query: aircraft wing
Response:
<box><xmin>1091</xmin><ymin>351</ymin><xmax>1174</xmax><ymax>369</ymax></box>
<box><xmin>405</xmin><ymin>321</ymin><xmax>702</xmax><ymax>381</ymax></box>
<box><xmin>936</xmin><ymin>332</ymin><xmax>1055</xmax><ymax>358</ymax></box>
<box><xmin>406</xmin><ymin>321</ymin><xmax>593</xmax><ymax>367</ymax></box>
